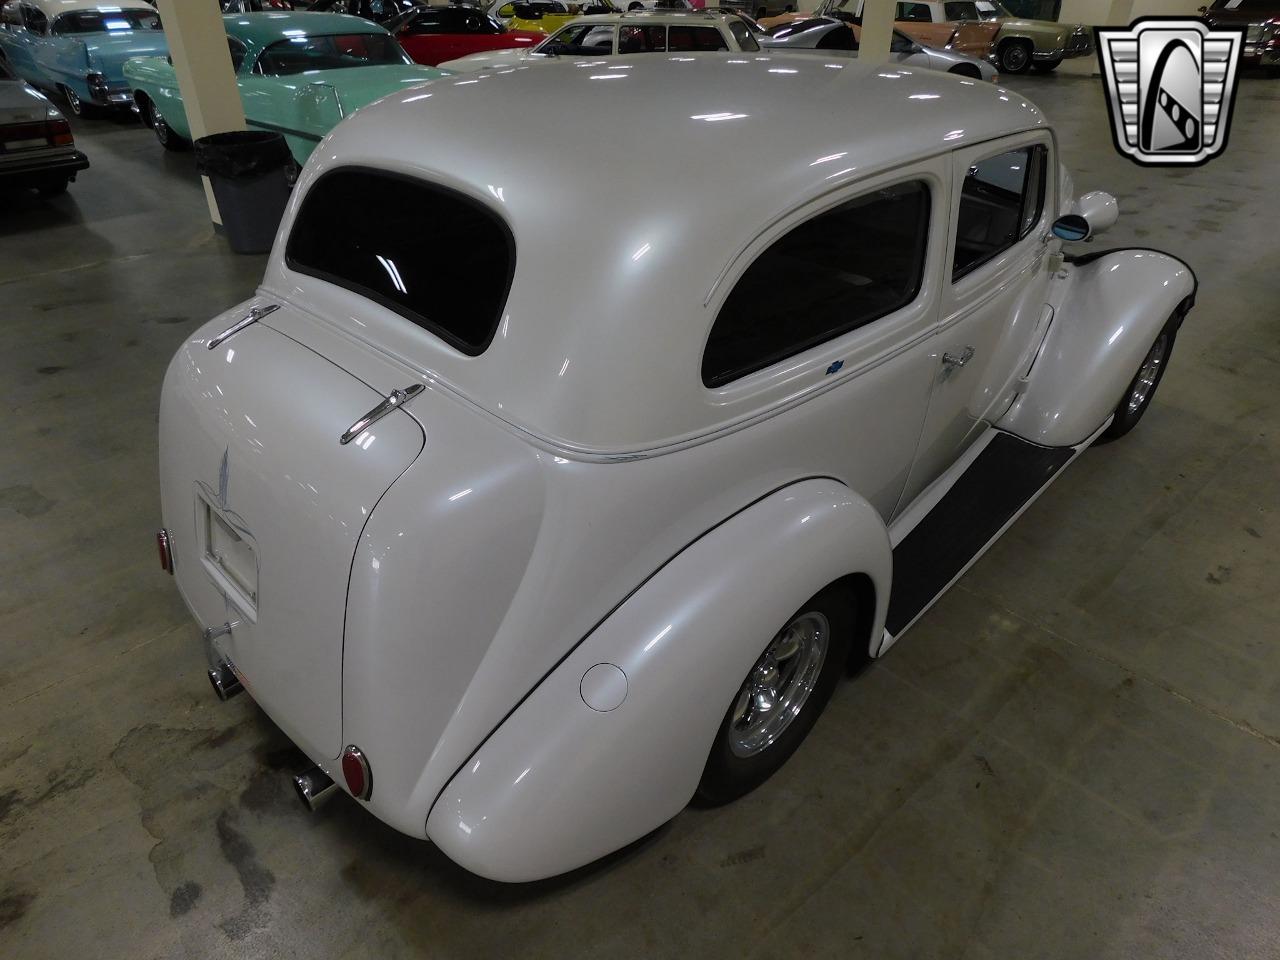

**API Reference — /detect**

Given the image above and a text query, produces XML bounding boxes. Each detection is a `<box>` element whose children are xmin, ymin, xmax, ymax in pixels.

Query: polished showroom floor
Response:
<box><xmin>3</xmin><ymin>71</ymin><xmax>1279</xmax><ymax>959</ymax></box>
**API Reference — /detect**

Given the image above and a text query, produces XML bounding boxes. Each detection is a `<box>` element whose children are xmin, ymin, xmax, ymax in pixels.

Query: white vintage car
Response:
<box><xmin>157</xmin><ymin>57</ymin><xmax>1196</xmax><ymax>882</ymax></box>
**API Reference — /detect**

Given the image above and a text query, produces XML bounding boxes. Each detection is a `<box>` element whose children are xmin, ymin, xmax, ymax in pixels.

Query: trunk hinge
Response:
<box><xmin>339</xmin><ymin>384</ymin><xmax>425</xmax><ymax>446</ymax></box>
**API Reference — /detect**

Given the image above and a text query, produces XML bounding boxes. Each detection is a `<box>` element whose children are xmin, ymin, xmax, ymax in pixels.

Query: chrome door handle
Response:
<box><xmin>942</xmin><ymin>346</ymin><xmax>975</xmax><ymax>369</ymax></box>
<box><xmin>340</xmin><ymin>384</ymin><xmax>424</xmax><ymax>445</ymax></box>
<box><xmin>208</xmin><ymin>303</ymin><xmax>279</xmax><ymax>350</ymax></box>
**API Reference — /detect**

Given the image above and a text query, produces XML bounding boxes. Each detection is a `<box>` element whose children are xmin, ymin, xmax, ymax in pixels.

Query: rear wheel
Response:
<box><xmin>1032</xmin><ymin>57</ymin><xmax>1061</xmax><ymax>73</ymax></box>
<box><xmin>997</xmin><ymin>38</ymin><xmax>1033</xmax><ymax>74</ymax></box>
<box><xmin>147</xmin><ymin>97</ymin><xmax>189</xmax><ymax>152</ymax></box>
<box><xmin>948</xmin><ymin>63</ymin><xmax>982</xmax><ymax>79</ymax></box>
<box><xmin>696</xmin><ymin>584</ymin><xmax>853</xmax><ymax>805</ymax></box>
<box><xmin>1098</xmin><ymin>315</ymin><xmax>1179</xmax><ymax>442</ymax></box>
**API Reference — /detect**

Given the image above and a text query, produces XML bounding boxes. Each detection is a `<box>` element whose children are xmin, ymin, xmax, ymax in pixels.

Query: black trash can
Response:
<box><xmin>194</xmin><ymin>131</ymin><xmax>293</xmax><ymax>255</ymax></box>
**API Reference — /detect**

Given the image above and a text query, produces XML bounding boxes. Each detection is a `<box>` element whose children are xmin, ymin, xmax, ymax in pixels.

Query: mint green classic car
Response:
<box><xmin>122</xmin><ymin>12</ymin><xmax>446</xmax><ymax>163</ymax></box>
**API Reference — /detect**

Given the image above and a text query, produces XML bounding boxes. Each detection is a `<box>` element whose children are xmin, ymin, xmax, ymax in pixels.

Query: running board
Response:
<box><xmin>880</xmin><ymin>430</ymin><xmax>1083</xmax><ymax>649</ymax></box>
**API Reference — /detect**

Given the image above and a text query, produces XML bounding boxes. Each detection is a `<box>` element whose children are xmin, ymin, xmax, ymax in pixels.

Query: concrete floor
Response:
<box><xmin>2</xmin><ymin>72</ymin><xmax>1279</xmax><ymax>960</ymax></box>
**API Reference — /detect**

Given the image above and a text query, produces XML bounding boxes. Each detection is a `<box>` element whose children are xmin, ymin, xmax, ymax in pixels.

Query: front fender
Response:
<box><xmin>426</xmin><ymin>478</ymin><xmax>891</xmax><ymax>882</ymax></box>
<box><xmin>998</xmin><ymin>248</ymin><xmax>1196</xmax><ymax>448</ymax></box>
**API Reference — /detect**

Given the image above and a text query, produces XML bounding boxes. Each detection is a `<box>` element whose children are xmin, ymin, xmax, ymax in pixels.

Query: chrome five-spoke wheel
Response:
<box><xmin>729</xmin><ymin>612</ymin><xmax>829</xmax><ymax>758</ymax></box>
<box><xmin>697</xmin><ymin>584</ymin><xmax>854</xmax><ymax>805</ymax></box>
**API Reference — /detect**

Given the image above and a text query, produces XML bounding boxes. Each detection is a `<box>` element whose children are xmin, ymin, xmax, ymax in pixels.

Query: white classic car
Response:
<box><xmin>438</xmin><ymin>9</ymin><xmax>759</xmax><ymax>70</ymax></box>
<box><xmin>157</xmin><ymin>57</ymin><xmax>1196</xmax><ymax>882</ymax></box>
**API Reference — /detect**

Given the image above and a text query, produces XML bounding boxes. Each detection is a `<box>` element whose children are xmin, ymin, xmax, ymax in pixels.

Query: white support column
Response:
<box><xmin>155</xmin><ymin>0</ymin><xmax>246</xmax><ymax>224</ymax></box>
<box><xmin>859</xmin><ymin>0</ymin><xmax>897</xmax><ymax>66</ymax></box>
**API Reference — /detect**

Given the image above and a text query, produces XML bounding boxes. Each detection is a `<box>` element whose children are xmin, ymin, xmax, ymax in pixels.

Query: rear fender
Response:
<box><xmin>425</xmin><ymin>478</ymin><xmax>891</xmax><ymax>882</ymax></box>
<box><xmin>998</xmin><ymin>248</ymin><xmax>1196</xmax><ymax>448</ymax></box>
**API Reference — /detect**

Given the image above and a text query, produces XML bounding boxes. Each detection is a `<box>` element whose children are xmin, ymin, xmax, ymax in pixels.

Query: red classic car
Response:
<box><xmin>389</xmin><ymin>4</ymin><xmax>543</xmax><ymax>66</ymax></box>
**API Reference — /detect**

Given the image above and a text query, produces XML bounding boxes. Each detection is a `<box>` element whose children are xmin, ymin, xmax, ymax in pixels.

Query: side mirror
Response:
<box><xmin>1053</xmin><ymin>190</ymin><xmax>1119</xmax><ymax>241</ymax></box>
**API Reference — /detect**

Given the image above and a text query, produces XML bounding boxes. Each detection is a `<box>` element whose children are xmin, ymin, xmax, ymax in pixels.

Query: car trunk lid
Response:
<box><xmin>159</xmin><ymin>303</ymin><xmax>425</xmax><ymax>762</ymax></box>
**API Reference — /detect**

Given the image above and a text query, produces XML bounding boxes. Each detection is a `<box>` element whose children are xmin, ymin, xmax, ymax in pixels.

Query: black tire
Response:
<box><xmin>1031</xmin><ymin>57</ymin><xmax>1061</xmax><ymax>73</ymax></box>
<box><xmin>997</xmin><ymin>38</ymin><xmax>1033</xmax><ymax>74</ymax></box>
<box><xmin>147</xmin><ymin>97</ymin><xmax>189</xmax><ymax>152</ymax></box>
<box><xmin>696</xmin><ymin>584</ymin><xmax>854</xmax><ymax>806</ymax></box>
<box><xmin>627</xmin><ymin>1</ymin><xmax>643</xmax><ymax>8</ymax></box>
<box><xmin>1097</xmin><ymin>315</ymin><xmax>1179</xmax><ymax>443</ymax></box>
<box><xmin>948</xmin><ymin>63</ymin><xmax>982</xmax><ymax>79</ymax></box>
<box><xmin>37</xmin><ymin>177</ymin><xmax>70</xmax><ymax>197</ymax></box>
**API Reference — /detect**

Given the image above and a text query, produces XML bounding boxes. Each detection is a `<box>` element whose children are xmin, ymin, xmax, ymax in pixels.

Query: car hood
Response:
<box><xmin>81</xmin><ymin>32</ymin><xmax>170</xmax><ymax>76</ymax></box>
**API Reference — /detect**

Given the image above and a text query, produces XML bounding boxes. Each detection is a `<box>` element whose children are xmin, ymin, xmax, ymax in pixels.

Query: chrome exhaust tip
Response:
<box><xmin>293</xmin><ymin>765</ymin><xmax>338</xmax><ymax>811</ymax></box>
<box><xmin>207</xmin><ymin>661</ymin><xmax>243</xmax><ymax>701</ymax></box>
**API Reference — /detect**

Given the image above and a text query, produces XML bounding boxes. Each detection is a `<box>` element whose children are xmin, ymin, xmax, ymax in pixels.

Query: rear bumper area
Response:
<box><xmin>0</xmin><ymin>150</ymin><xmax>89</xmax><ymax>185</ymax></box>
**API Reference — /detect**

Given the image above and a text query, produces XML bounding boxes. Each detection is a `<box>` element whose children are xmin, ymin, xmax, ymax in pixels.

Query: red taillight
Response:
<box><xmin>0</xmin><ymin>119</ymin><xmax>74</xmax><ymax>148</ymax></box>
<box><xmin>341</xmin><ymin>745</ymin><xmax>372</xmax><ymax>801</ymax></box>
<box><xmin>157</xmin><ymin>529</ymin><xmax>174</xmax><ymax>574</ymax></box>
<box><xmin>47</xmin><ymin>118</ymin><xmax>74</xmax><ymax>147</ymax></box>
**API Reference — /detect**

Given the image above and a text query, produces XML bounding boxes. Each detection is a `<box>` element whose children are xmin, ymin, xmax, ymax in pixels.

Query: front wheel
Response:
<box><xmin>1098</xmin><ymin>316</ymin><xmax>1179</xmax><ymax>442</ymax></box>
<box><xmin>997</xmin><ymin>39</ymin><xmax>1033</xmax><ymax>74</ymax></box>
<box><xmin>696</xmin><ymin>584</ymin><xmax>853</xmax><ymax>805</ymax></box>
<box><xmin>148</xmin><ymin>97</ymin><xmax>189</xmax><ymax>152</ymax></box>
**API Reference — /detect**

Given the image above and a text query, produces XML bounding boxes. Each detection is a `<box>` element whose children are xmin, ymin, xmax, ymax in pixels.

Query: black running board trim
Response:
<box><xmin>884</xmin><ymin>431</ymin><xmax>1074</xmax><ymax>637</ymax></box>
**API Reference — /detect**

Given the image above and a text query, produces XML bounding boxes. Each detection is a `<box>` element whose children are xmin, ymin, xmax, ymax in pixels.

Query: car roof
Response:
<box><xmin>222</xmin><ymin>11</ymin><xmax>390</xmax><ymax>49</ymax></box>
<box><xmin>26</xmin><ymin>0</ymin><xmax>155</xmax><ymax>15</ymax></box>
<box><xmin>281</xmin><ymin>55</ymin><xmax>1048</xmax><ymax>454</ymax></box>
<box><xmin>558</xmin><ymin>10</ymin><xmax>735</xmax><ymax>24</ymax></box>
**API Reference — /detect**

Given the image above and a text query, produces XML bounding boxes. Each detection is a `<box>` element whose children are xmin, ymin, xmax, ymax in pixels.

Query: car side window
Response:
<box><xmin>667</xmin><ymin>25</ymin><xmax>728</xmax><ymax>51</ymax></box>
<box><xmin>21</xmin><ymin>3</ymin><xmax>47</xmax><ymax>34</ymax></box>
<box><xmin>896</xmin><ymin>3</ymin><xmax>931</xmax><ymax>21</ymax></box>
<box><xmin>227</xmin><ymin>36</ymin><xmax>247</xmax><ymax>72</ymax></box>
<box><xmin>728</xmin><ymin>20</ymin><xmax>759</xmax><ymax>51</ymax></box>
<box><xmin>545</xmin><ymin>23</ymin><xmax>614</xmax><ymax>53</ymax></box>
<box><xmin>703</xmin><ymin>180</ymin><xmax>931</xmax><ymax>387</ymax></box>
<box><xmin>943</xmin><ymin>1</ymin><xmax>978</xmax><ymax>18</ymax></box>
<box><xmin>952</xmin><ymin>145</ymin><xmax>1047</xmax><ymax>281</ymax></box>
<box><xmin>816</xmin><ymin>23</ymin><xmax>856</xmax><ymax>49</ymax></box>
<box><xmin>619</xmin><ymin>25</ymin><xmax>666</xmax><ymax>52</ymax></box>
<box><xmin>404</xmin><ymin>10</ymin><xmax>446</xmax><ymax>32</ymax></box>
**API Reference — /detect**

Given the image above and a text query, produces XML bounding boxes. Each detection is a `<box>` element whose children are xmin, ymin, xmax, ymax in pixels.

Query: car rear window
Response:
<box><xmin>286</xmin><ymin>168</ymin><xmax>515</xmax><ymax>356</ymax></box>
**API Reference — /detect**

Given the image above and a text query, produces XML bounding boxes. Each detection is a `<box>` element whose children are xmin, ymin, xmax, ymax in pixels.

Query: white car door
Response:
<box><xmin>894</xmin><ymin>132</ymin><xmax>1057</xmax><ymax>512</ymax></box>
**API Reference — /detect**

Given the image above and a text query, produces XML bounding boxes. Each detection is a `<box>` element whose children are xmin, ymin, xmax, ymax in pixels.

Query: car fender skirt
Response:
<box><xmin>998</xmin><ymin>248</ymin><xmax>1196</xmax><ymax>448</ymax></box>
<box><xmin>425</xmin><ymin>478</ymin><xmax>891</xmax><ymax>882</ymax></box>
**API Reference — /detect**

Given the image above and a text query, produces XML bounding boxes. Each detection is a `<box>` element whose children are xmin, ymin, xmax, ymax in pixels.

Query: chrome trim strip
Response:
<box><xmin>208</xmin><ymin>303</ymin><xmax>280</xmax><ymax>350</ymax></box>
<box><xmin>339</xmin><ymin>383</ymin><xmax>425</xmax><ymax>445</ymax></box>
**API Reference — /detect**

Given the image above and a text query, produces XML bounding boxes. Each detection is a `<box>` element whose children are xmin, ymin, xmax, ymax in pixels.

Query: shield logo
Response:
<box><xmin>1096</xmin><ymin>18</ymin><xmax>1245</xmax><ymax>167</ymax></box>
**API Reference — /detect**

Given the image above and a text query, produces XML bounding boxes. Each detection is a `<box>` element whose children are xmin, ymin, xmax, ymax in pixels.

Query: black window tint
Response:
<box><xmin>944</xmin><ymin>2</ymin><xmax>979</xmax><ymax>18</ymax></box>
<box><xmin>703</xmin><ymin>180</ymin><xmax>930</xmax><ymax>387</ymax></box>
<box><xmin>897</xmin><ymin>3</ymin><xmax>931</xmax><ymax>21</ymax></box>
<box><xmin>619</xmin><ymin>25</ymin><xmax>666</xmax><ymax>52</ymax></box>
<box><xmin>667</xmin><ymin>25</ymin><xmax>728</xmax><ymax>51</ymax></box>
<box><xmin>227</xmin><ymin>37</ymin><xmax>247</xmax><ymax>72</ymax></box>
<box><xmin>953</xmin><ymin>145</ymin><xmax>1046</xmax><ymax>280</ymax></box>
<box><xmin>22</xmin><ymin>4</ymin><xmax>47</xmax><ymax>33</ymax></box>
<box><xmin>403</xmin><ymin>10</ymin><xmax>445</xmax><ymax>31</ymax></box>
<box><xmin>286</xmin><ymin>169</ymin><xmax>515</xmax><ymax>355</ymax></box>
<box><xmin>816</xmin><ymin>23</ymin><xmax>855</xmax><ymax>49</ymax></box>
<box><xmin>729</xmin><ymin>20</ymin><xmax>760</xmax><ymax>51</ymax></box>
